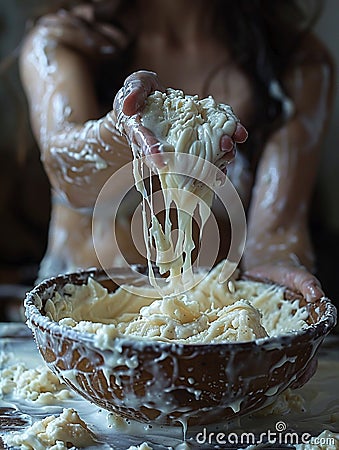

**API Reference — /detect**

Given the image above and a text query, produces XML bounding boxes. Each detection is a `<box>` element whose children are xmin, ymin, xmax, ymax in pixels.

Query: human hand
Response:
<box><xmin>113</xmin><ymin>71</ymin><xmax>165</xmax><ymax>167</ymax></box>
<box><xmin>243</xmin><ymin>261</ymin><xmax>325</xmax><ymax>303</ymax></box>
<box><xmin>244</xmin><ymin>261</ymin><xmax>324</xmax><ymax>389</ymax></box>
<box><xmin>36</xmin><ymin>6</ymin><xmax>128</xmax><ymax>58</ymax></box>
<box><xmin>219</xmin><ymin>122</ymin><xmax>248</xmax><ymax>168</ymax></box>
<box><xmin>114</xmin><ymin>70</ymin><xmax>248</xmax><ymax>170</ymax></box>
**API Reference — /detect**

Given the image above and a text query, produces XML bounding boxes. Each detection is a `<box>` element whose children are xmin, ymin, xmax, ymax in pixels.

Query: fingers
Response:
<box><xmin>219</xmin><ymin>136</ymin><xmax>236</xmax><ymax>167</ymax></box>
<box><xmin>234</xmin><ymin>123</ymin><xmax>248</xmax><ymax>143</ymax></box>
<box><xmin>280</xmin><ymin>266</ymin><xmax>324</xmax><ymax>302</ymax></box>
<box><xmin>220</xmin><ymin>123</ymin><xmax>248</xmax><ymax>150</ymax></box>
<box><xmin>113</xmin><ymin>71</ymin><xmax>164</xmax><ymax>158</ymax></box>
<box><xmin>219</xmin><ymin>122</ymin><xmax>247</xmax><ymax>166</ymax></box>
<box><xmin>114</xmin><ymin>93</ymin><xmax>165</xmax><ymax>171</ymax></box>
<box><xmin>133</xmin><ymin>123</ymin><xmax>161</xmax><ymax>155</ymax></box>
<box><xmin>220</xmin><ymin>135</ymin><xmax>235</xmax><ymax>152</ymax></box>
<box><xmin>113</xmin><ymin>72</ymin><xmax>155</xmax><ymax>124</ymax></box>
<box><xmin>129</xmin><ymin>122</ymin><xmax>166</xmax><ymax>169</ymax></box>
<box><xmin>37</xmin><ymin>10</ymin><xmax>124</xmax><ymax>58</ymax></box>
<box><xmin>114</xmin><ymin>71</ymin><xmax>165</xmax><ymax>171</ymax></box>
<box><xmin>122</xmin><ymin>71</ymin><xmax>164</xmax><ymax>116</ymax></box>
<box><xmin>244</xmin><ymin>264</ymin><xmax>325</xmax><ymax>302</ymax></box>
<box><xmin>220</xmin><ymin>123</ymin><xmax>247</xmax><ymax>151</ymax></box>
<box><xmin>297</xmin><ymin>276</ymin><xmax>325</xmax><ymax>303</ymax></box>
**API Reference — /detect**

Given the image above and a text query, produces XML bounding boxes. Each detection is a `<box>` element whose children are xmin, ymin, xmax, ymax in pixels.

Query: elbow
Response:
<box><xmin>42</xmin><ymin>147</ymin><xmax>101</xmax><ymax>209</ymax></box>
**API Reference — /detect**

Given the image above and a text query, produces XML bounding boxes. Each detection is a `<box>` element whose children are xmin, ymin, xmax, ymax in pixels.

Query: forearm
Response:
<box><xmin>20</xmin><ymin>24</ymin><xmax>131</xmax><ymax>208</ymax></box>
<box><xmin>43</xmin><ymin>113</ymin><xmax>132</xmax><ymax>208</ymax></box>
<box><xmin>242</xmin><ymin>141</ymin><xmax>317</xmax><ymax>274</ymax></box>
<box><xmin>242</xmin><ymin>219</ymin><xmax>325</xmax><ymax>302</ymax></box>
<box><xmin>242</xmin><ymin>36</ymin><xmax>335</xmax><ymax>277</ymax></box>
<box><xmin>241</xmin><ymin>124</ymin><xmax>319</xmax><ymax>275</ymax></box>
<box><xmin>243</xmin><ymin>221</ymin><xmax>315</xmax><ymax>272</ymax></box>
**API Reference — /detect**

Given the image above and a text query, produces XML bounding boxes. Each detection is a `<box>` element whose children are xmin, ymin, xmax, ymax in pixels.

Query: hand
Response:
<box><xmin>244</xmin><ymin>261</ymin><xmax>323</xmax><ymax>389</ymax></box>
<box><xmin>219</xmin><ymin>123</ymin><xmax>248</xmax><ymax>168</ymax></box>
<box><xmin>113</xmin><ymin>71</ymin><xmax>165</xmax><ymax>168</ymax></box>
<box><xmin>114</xmin><ymin>71</ymin><xmax>248</xmax><ymax>171</ymax></box>
<box><xmin>37</xmin><ymin>6</ymin><xmax>128</xmax><ymax>58</ymax></box>
<box><xmin>243</xmin><ymin>261</ymin><xmax>325</xmax><ymax>302</ymax></box>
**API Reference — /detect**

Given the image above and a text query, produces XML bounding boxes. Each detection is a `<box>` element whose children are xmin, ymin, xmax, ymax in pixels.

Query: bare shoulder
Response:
<box><xmin>282</xmin><ymin>32</ymin><xmax>335</xmax><ymax>106</ymax></box>
<box><xmin>291</xmin><ymin>32</ymin><xmax>334</xmax><ymax>66</ymax></box>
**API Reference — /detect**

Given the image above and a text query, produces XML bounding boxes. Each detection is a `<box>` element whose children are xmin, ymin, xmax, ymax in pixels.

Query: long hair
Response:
<box><xmin>212</xmin><ymin>0</ymin><xmax>325</xmax><ymax>145</ymax></box>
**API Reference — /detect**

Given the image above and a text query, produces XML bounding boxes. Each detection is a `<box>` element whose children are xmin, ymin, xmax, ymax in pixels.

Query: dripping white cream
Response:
<box><xmin>128</xmin><ymin>89</ymin><xmax>238</xmax><ymax>294</ymax></box>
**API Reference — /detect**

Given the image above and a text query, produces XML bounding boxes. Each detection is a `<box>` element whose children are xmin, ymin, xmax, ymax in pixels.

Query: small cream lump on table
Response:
<box><xmin>2</xmin><ymin>408</ymin><xmax>98</xmax><ymax>449</ymax></box>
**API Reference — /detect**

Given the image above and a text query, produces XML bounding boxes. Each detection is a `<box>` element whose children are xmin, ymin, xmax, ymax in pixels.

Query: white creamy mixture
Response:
<box><xmin>255</xmin><ymin>388</ymin><xmax>306</xmax><ymax>416</ymax></box>
<box><xmin>294</xmin><ymin>430</ymin><xmax>339</xmax><ymax>450</ymax></box>
<box><xmin>97</xmin><ymin>89</ymin><xmax>309</xmax><ymax>345</ymax></box>
<box><xmin>45</xmin><ymin>262</ymin><xmax>309</xmax><ymax>345</ymax></box>
<box><xmin>126</xmin><ymin>443</ymin><xmax>153</xmax><ymax>450</ymax></box>
<box><xmin>1</xmin><ymin>332</ymin><xmax>338</xmax><ymax>450</ymax></box>
<box><xmin>130</xmin><ymin>89</ymin><xmax>238</xmax><ymax>292</ymax></box>
<box><xmin>5</xmin><ymin>90</ymin><xmax>328</xmax><ymax>448</ymax></box>
<box><xmin>3</xmin><ymin>408</ymin><xmax>97</xmax><ymax>450</ymax></box>
<box><xmin>0</xmin><ymin>363</ymin><xmax>72</xmax><ymax>404</ymax></box>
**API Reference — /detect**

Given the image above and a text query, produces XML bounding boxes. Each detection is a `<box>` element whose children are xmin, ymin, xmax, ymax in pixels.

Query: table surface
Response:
<box><xmin>0</xmin><ymin>323</ymin><xmax>338</xmax><ymax>450</ymax></box>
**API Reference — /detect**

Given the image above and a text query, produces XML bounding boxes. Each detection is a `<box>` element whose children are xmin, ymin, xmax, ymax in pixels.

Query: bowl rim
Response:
<box><xmin>24</xmin><ymin>266</ymin><xmax>337</xmax><ymax>353</ymax></box>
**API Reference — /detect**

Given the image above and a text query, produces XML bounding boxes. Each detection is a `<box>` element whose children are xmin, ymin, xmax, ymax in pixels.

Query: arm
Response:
<box><xmin>242</xmin><ymin>34</ymin><xmax>335</xmax><ymax>301</ymax></box>
<box><xmin>19</xmin><ymin>7</ymin><xmax>132</xmax><ymax>208</ymax></box>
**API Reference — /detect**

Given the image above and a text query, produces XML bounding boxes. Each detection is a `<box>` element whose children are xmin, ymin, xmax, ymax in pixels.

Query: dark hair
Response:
<box><xmin>213</xmin><ymin>0</ymin><xmax>324</xmax><ymax>135</ymax></box>
<box><xmin>93</xmin><ymin>0</ymin><xmax>325</xmax><ymax>154</ymax></box>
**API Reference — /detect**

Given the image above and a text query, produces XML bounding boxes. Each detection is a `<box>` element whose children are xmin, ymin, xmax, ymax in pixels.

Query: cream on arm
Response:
<box><xmin>19</xmin><ymin>16</ymin><xmax>132</xmax><ymax>209</ymax></box>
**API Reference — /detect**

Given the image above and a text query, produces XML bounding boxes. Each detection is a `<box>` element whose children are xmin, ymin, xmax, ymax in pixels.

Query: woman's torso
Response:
<box><xmin>38</xmin><ymin>12</ymin><xmax>270</xmax><ymax>280</ymax></box>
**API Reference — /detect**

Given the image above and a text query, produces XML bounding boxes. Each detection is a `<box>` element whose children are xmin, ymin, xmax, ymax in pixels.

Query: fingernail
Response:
<box><xmin>222</xmin><ymin>141</ymin><xmax>234</xmax><ymax>152</ymax></box>
<box><xmin>221</xmin><ymin>135</ymin><xmax>234</xmax><ymax>152</ymax></box>
<box><xmin>123</xmin><ymin>85</ymin><xmax>135</xmax><ymax>97</ymax></box>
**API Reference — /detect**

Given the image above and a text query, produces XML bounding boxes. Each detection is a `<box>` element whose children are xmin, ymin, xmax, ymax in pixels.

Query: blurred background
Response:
<box><xmin>0</xmin><ymin>0</ymin><xmax>338</xmax><ymax>302</ymax></box>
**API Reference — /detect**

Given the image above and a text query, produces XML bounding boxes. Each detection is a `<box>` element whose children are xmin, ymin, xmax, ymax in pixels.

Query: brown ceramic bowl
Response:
<box><xmin>24</xmin><ymin>266</ymin><xmax>337</xmax><ymax>426</ymax></box>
